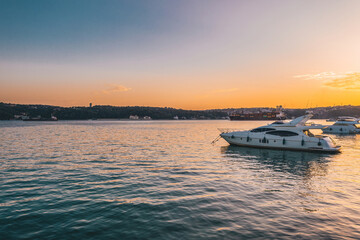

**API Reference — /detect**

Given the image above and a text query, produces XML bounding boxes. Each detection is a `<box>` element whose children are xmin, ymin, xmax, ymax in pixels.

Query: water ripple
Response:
<box><xmin>1</xmin><ymin>120</ymin><xmax>360</xmax><ymax>239</ymax></box>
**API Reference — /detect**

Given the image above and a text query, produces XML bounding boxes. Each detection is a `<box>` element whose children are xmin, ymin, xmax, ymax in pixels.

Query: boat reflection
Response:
<box><xmin>220</xmin><ymin>145</ymin><xmax>334</xmax><ymax>176</ymax></box>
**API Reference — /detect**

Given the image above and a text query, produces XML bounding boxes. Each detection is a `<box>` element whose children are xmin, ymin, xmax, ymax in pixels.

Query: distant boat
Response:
<box><xmin>322</xmin><ymin>116</ymin><xmax>360</xmax><ymax>134</ymax></box>
<box><xmin>219</xmin><ymin>114</ymin><xmax>341</xmax><ymax>153</ymax></box>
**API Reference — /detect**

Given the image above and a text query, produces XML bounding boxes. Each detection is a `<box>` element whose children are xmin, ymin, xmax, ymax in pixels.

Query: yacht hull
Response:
<box><xmin>226</xmin><ymin>141</ymin><xmax>340</xmax><ymax>153</ymax></box>
<box><xmin>221</xmin><ymin>133</ymin><xmax>341</xmax><ymax>153</ymax></box>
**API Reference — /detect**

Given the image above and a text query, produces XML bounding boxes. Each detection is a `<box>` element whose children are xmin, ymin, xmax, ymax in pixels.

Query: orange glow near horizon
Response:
<box><xmin>1</xmin><ymin>71</ymin><xmax>360</xmax><ymax>109</ymax></box>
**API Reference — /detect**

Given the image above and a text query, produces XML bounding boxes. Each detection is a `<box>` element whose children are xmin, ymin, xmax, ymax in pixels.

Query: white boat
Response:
<box><xmin>322</xmin><ymin>116</ymin><xmax>360</xmax><ymax>134</ymax></box>
<box><xmin>219</xmin><ymin>114</ymin><xmax>341</xmax><ymax>153</ymax></box>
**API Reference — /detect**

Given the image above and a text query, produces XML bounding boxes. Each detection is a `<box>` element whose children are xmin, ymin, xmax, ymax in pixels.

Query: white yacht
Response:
<box><xmin>322</xmin><ymin>116</ymin><xmax>360</xmax><ymax>134</ymax></box>
<box><xmin>219</xmin><ymin>114</ymin><xmax>341</xmax><ymax>153</ymax></box>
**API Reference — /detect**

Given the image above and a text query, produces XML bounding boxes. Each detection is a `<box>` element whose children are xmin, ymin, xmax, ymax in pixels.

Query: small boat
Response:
<box><xmin>219</xmin><ymin>114</ymin><xmax>341</xmax><ymax>153</ymax></box>
<box><xmin>322</xmin><ymin>116</ymin><xmax>360</xmax><ymax>134</ymax></box>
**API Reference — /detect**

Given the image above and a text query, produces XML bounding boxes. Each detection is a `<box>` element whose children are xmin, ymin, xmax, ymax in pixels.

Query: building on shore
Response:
<box><xmin>129</xmin><ymin>115</ymin><xmax>139</xmax><ymax>120</ymax></box>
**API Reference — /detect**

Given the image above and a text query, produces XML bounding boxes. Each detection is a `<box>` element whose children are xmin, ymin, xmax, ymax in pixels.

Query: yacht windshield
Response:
<box><xmin>250</xmin><ymin>128</ymin><xmax>276</xmax><ymax>132</ymax></box>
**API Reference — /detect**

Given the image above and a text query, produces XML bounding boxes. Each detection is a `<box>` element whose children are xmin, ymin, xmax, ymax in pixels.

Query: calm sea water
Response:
<box><xmin>1</xmin><ymin>120</ymin><xmax>360</xmax><ymax>239</ymax></box>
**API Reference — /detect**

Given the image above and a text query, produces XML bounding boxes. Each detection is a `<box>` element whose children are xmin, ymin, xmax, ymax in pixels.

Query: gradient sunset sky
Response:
<box><xmin>1</xmin><ymin>0</ymin><xmax>360</xmax><ymax>109</ymax></box>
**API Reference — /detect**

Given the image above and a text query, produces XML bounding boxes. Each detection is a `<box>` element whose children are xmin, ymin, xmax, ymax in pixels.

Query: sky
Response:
<box><xmin>1</xmin><ymin>0</ymin><xmax>360</xmax><ymax>109</ymax></box>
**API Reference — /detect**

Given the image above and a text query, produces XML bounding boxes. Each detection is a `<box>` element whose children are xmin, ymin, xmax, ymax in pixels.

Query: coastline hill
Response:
<box><xmin>0</xmin><ymin>103</ymin><xmax>228</xmax><ymax>120</ymax></box>
<box><xmin>1</xmin><ymin>103</ymin><xmax>360</xmax><ymax>120</ymax></box>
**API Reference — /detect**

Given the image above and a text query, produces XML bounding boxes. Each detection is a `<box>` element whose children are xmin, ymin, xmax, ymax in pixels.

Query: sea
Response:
<box><xmin>1</xmin><ymin>120</ymin><xmax>360</xmax><ymax>239</ymax></box>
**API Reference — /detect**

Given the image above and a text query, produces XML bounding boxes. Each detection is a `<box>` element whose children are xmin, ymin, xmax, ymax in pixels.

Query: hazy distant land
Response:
<box><xmin>0</xmin><ymin>102</ymin><xmax>359</xmax><ymax>121</ymax></box>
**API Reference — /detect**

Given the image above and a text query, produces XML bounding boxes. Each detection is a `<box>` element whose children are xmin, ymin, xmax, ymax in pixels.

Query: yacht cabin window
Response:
<box><xmin>266</xmin><ymin>130</ymin><xmax>299</xmax><ymax>137</ymax></box>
